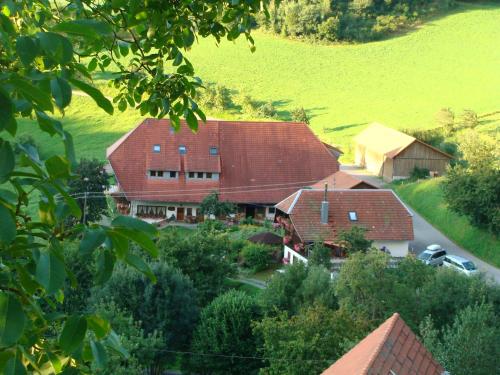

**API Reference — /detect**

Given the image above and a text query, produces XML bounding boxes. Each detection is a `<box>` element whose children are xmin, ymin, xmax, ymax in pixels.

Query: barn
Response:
<box><xmin>354</xmin><ymin>123</ymin><xmax>452</xmax><ymax>181</ymax></box>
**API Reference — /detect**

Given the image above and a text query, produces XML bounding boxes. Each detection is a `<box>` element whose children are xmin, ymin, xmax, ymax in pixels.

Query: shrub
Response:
<box><xmin>436</xmin><ymin>107</ymin><xmax>455</xmax><ymax>135</ymax></box>
<box><xmin>308</xmin><ymin>242</ymin><xmax>332</xmax><ymax>269</ymax></box>
<box><xmin>236</xmin><ymin>94</ymin><xmax>259</xmax><ymax>116</ymax></box>
<box><xmin>336</xmin><ymin>226</ymin><xmax>373</xmax><ymax>254</ymax></box>
<box><xmin>229</xmin><ymin>238</ymin><xmax>249</xmax><ymax>262</ymax></box>
<box><xmin>198</xmin><ymin>84</ymin><xmax>233</xmax><ymax>111</ymax></box>
<box><xmin>410</xmin><ymin>166</ymin><xmax>430</xmax><ymax>180</ymax></box>
<box><xmin>372</xmin><ymin>15</ymin><xmax>408</xmax><ymax>36</ymax></box>
<box><xmin>460</xmin><ymin>109</ymin><xmax>479</xmax><ymax>129</ymax></box>
<box><xmin>257</xmin><ymin>101</ymin><xmax>277</xmax><ymax>118</ymax></box>
<box><xmin>318</xmin><ymin>16</ymin><xmax>340</xmax><ymax>41</ymax></box>
<box><xmin>241</xmin><ymin>242</ymin><xmax>274</xmax><ymax>272</ymax></box>
<box><xmin>291</xmin><ymin>106</ymin><xmax>310</xmax><ymax>124</ymax></box>
<box><xmin>186</xmin><ymin>290</ymin><xmax>262</xmax><ymax>374</ymax></box>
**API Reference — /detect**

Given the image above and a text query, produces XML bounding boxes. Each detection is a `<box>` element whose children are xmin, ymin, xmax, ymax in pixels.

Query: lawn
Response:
<box><xmin>393</xmin><ymin>178</ymin><xmax>500</xmax><ymax>268</ymax></box>
<box><xmin>13</xmin><ymin>2</ymin><xmax>500</xmax><ymax>162</ymax></box>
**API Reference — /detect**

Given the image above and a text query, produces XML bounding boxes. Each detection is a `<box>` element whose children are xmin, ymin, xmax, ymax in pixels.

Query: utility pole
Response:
<box><xmin>82</xmin><ymin>177</ymin><xmax>89</xmax><ymax>224</ymax></box>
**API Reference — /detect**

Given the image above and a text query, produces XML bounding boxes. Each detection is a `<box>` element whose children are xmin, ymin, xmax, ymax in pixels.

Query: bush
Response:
<box><xmin>436</xmin><ymin>107</ymin><xmax>455</xmax><ymax>135</ymax></box>
<box><xmin>236</xmin><ymin>94</ymin><xmax>259</xmax><ymax>116</ymax></box>
<box><xmin>186</xmin><ymin>290</ymin><xmax>262</xmax><ymax>374</ymax></box>
<box><xmin>372</xmin><ymin>15</ymin><xmax>408</xmax><ymax>36</ymax></box>
<box><xmin>460</xmin><ymin>109</ymin><xmax>479</xmax><ymax>129</ymax></box>
<box><xmin>290</xmin><ymin>106</ymin><xmax>310</xmax><ymax>124</ymax></box>
<box><xmin>240</xmin><ymin>243</ymin><xmax>274</xmax><ymax>272</ymax></box>
<box><xmin>308</xmin><ymin>242</ymin><xmax>331</xmax><ymax>269</ymax></box>
<box><xmin>198</xmin><ymin>84</ymin><xmax>233</xmax><ymax>111</ymax></box>
<box><xmin>410</xmin><ymin>166</ymin><xmax>430</xmax><ymax>180</ymax></box>
<box><xmin>229</xmin><ymin>238</ymin><xmax>249</xmax><ymax>262</ymax></box>
<box><xmin>318</xmin><ymin>16</ymin><xmax>340</xmax><ymax>41</ymax></box>
<box><xmin>257</xmin><ymin>101</ymin><xmax>277</xmax><ymax>118</ymax></box>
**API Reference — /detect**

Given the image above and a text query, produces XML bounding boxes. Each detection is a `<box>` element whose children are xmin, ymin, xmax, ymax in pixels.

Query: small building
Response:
<box><xmin>322</xmin><ymin>313</ymin><xmax>446</xmax><ymax>375</ymax></box>
<box><xmin>107</xmin><ymin>119</ymin><xmax>340</xmax><ymax>222</ymax></box>
<box><xmin>310</xmin><ymin>171</ymin><xmax>378</xmax><ymax>190</ymax></box>
<box><xmin>275</xmin><ymin>188</ymin><xmax>414</xmax><ymax>264</ymax></box>
<box><xmin>354</xmin><ymin>123</ymin><xmax>452</xmax><ymax>181</ymax></box>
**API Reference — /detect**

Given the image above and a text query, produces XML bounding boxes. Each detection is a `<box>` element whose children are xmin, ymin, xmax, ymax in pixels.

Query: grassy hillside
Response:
<box><xmin>393</xmin><ymin>178</ymin><xmax>500</xmax><ymax>268</ymax></box>
<box><xmin>14</xmin><ymin>2</ymin><xmax>500</xmax><ymax>162</ymax></box>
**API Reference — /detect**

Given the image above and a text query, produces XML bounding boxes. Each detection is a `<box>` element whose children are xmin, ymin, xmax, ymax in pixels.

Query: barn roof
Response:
<box><xmin>310</xmin><ymin>171</ymin><xmax>378</xmax><ymax>190</ymax></box>
<box><xmin>107</xmin><ymin>119</ymin><xmax>339</xmax><ymax>203</ymax></box>
<box><xmin>276</xmin><ymin>189</ymin><xmax>414</xmax><ymax>242</ymax></box>
<box><xmin>322</xmin><ymin>313</ymin><xmax>445</xmax><ymax>375</ymax></box>
<box><xmin>355</xmin><ymin>123</ymin><xmax>452</xmax><ymax>159</ymax></box>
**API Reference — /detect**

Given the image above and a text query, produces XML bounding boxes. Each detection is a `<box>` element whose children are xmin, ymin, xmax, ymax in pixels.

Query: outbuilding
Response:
<box><xmin>354</xmin><ymin>123</ymin><xmax>452</xmax><ymax>181</ymax></box>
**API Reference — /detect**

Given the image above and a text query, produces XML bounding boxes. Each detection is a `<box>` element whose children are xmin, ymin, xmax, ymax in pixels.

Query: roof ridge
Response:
<box><xmin>287</xmin><ymin>189</ymin><xmax>303</xmax><ymax>214</ymax></box>
<box><xmin>361</xmin><ymin>313</ymin><xmax>401</xmax><ymax>374</ymax></box>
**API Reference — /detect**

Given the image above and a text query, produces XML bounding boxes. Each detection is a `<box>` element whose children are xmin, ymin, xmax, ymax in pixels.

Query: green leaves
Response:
<box><xmin>59</xmin><ymin>315</ymin><xmax>87</xmax><ymax>354</ymax></box>
<box><xmin>68</xmin><ymin>78</ymin><xmax>113</xmax><ymax>115</ymax></box>
<box><xmin>37</xmin><ymin>32</ymin><xmax>73</xmax><ymax>65</ymax></box>
<box><xmin>50</xmin><ymin>77</ymin><xmax>72</xmax><ymax>110</ymax></box>
<box><xmin>52</xmin><ymin>20</ymin><xmax>112</xmax><ymax>40</ymax></box>
<box><xmin>45</xmin><ymin>155</ymin><xmax>71</xmax><ymax>179</ymax></box>
<box><xmin>80</xmin><ymin>227</ymin><xmax>106</xmax><ymax>256</ymax></box>
<box><xmin>90</xmin><ymin>340</ymin><xmax>107</xmax><ymax>369</ymax></box>
<box><xmin>0</xmin><ymin>140</ymin><xmax>14</xmax><ymax>183</ymax></box>
<box><xmin>111</xmin><ymin>215</ymin><xmax>157</xmax><ymax>236</ymax></box>
<box><xmin>15</xmin><ymin>36</ymin><xmax>38</xmax><ymax>66</ymax></box>
<box><xmin>0</xmin><ymin>293</ymin><xmax>26</xmax><ymax>347</ymax></box>
<box><xmin>0</xmin><ymin>204</ymin><xmax>16</xmax><ymax>244</ymax></box>
<box><xmin>35</xmin><ymin>251</ymin><xmax>66</xmax><ymax>295</ymax></box>
<box><xmin>87</xmin><ymin>315</ymin><xmax>111</xmax><ymax>339</ymax></box>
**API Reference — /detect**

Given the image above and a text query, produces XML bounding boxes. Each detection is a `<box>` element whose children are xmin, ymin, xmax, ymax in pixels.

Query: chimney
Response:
<box><xmin>321</xmin><ymin>183</ymin><xmax>329</xmax><ymax>224</ymax></box>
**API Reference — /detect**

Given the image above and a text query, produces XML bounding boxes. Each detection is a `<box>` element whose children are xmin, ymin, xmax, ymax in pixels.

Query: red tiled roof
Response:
<box><xmin>310</xmin><ymin>171</ymin><xmax>378</xmax><ymax>190</ymax></box>
<box><xmin>107</xmin><ymin>119</ymin><xmax>339</xmax><ymax>204</ymax></box>
<box><xmin>322</xmin><ymin>313</ymin><xmax>445</xmax><ymax>375</ymax></box>
<box><xmin>276</xmin><ymin>189</ymin><xmax>413</xmax><ymax>242</ymax></box>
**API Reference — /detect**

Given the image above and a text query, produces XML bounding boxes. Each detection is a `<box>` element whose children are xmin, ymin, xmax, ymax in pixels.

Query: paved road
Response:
<box><xmin>341</xmin><ymin>165</ymin><xmax>500</xmax><ymax>283</ymax></box>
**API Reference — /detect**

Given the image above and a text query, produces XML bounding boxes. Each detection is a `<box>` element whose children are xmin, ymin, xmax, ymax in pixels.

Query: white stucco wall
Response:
<box><xmin>131</xmin><ymin>200</ymin><xmax>199</xmax><ymax>219</ymax></box>
<box><xmin>283</xmin><ymin>245</ymin><xmax>308</xmax><ymax>265</ymax></box>
<box><xmin>373</xmin><ymin>240</ymin><xmax>409</xmax><ymax>257</ymax></box>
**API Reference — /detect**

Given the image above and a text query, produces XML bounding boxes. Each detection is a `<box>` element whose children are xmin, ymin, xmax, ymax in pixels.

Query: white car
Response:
<box><xmin>442</xmin><ymin>255</ymin><xmax>479</xmax><ymax>276</ymax></box>
<box><xmin>417</xmin><ymin>244</ymin><xmax>447</xmax><ymax>266</ymax></box>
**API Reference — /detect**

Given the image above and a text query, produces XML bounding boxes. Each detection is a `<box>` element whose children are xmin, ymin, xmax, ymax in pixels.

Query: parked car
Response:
<box><xmin>417</xmin><ymin>244</ymin><xmax>447</xmax><ymax>266</ymax></box>
<box><xmin>442</xmin><ymin>255</ymin><xmax>479</xmax><ymax>276</ymax></box>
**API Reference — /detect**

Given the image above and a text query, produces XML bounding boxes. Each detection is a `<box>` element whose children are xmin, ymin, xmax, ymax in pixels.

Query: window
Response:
<box><xmin>157</xmin><ymin>171</ymin><xmax>164</xmax><ymax>177</ymax></box>
<box><xmin>186</xmin><ymin>207</ymin><xmax>193</xmax><ymax>216</ymax></box>
<box><xmin>268</xmin><ymin>207</ymin><xmax>276</xmax><ymax>214</ymax></box>
<box><xmin>348</xmin><ymin>211</ymin><xmax>358</xmax><ymax>221</ymax></box>
<box><xmin>179</xmin><ymin>145</ymin><xmax>187</xmax><ymax>155</ymax></box>
<box><xmin>210</xmin><ymin>147</ymin><xmax>218</xmax><ymax>155</ymax></box>
<box><xmin>197</xmin><ymin>172</ymin><xmax>204</xmax><ymax>178</ymax></box>
<box><xmin>188</xmin><ymin>172</ymin><xmax>195</xmax><ymax>178</ymax></box>
<box><xmin>206</xmin><ymin>172</ymin><xmax>213</xmax><ymax>179</ymax></box>
<box><xmin>153</xmin><ymin>144</ymin><xmax>161</xmax><ymax>153</ymax></box>
<box><xmin>150</xmin><ymin>170</ymin><xmax>157</xmax><ymax>177</ymax></box>
<box><xmin>167</xmin><ymin>206</ymin><xmax>175</xmax><ymax>211</ymax></box>
<box><xmin>169</xmin><ymin>171</ymin><xmax>177</xmax><ymax>178</ymax></box>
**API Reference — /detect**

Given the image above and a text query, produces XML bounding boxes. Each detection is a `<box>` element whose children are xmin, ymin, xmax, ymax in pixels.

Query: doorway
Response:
<box><xmin>176</xmin><ymin>207</ymin><xmax>185</xmax><ymax>221</ymax></box>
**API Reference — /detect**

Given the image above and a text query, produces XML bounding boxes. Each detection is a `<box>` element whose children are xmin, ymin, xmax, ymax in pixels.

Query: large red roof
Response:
<box><xmin>322</xmin><ymin>313</ymin><xmax>445</xmax><ymax>375</ymax></box>
<box><xmin>107</xmin><ymin>119</ymin><xmax>339</xmax><ymax>204</ymax></box>
<box><xmin>276</xmin><ymin>189</ymin><xmax>413</xmax><ymax>242</ymax></box>
<box><xmin>310</xmin><ymin>171</ymin><xmax>378</xmax><ymax>190</ymax></box>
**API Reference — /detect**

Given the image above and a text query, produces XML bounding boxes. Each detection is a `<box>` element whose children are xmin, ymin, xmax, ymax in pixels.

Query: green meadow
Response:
<box><xmin>16</xmin><ymin>2</ymin><xmax>500</xmax><ymax>162</ymax></box>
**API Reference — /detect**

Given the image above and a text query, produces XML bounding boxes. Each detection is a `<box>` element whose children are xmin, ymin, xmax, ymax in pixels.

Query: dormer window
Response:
<box><xmin>153</xmin><ymin>144</ymin><xmax>161</xmax><ymax>153</ymax></box>
<box><xmin>210</xmin><ymin>147</ymin><xmax>218</xmax><ymax>155</ymax></box>
<box><xmin>179</xmin><ymin>145</ymin><xmax>187</xmax><ymax>155</ymax></box>
<box><xmin>348</xmin><ymin>211</ymin><xmax>358</xmax><ymax>221</ymax></box>
<box><xmin>197</xmin><ymin>172</ymin><xmax>203</xmax><ymax>178</ymax></box>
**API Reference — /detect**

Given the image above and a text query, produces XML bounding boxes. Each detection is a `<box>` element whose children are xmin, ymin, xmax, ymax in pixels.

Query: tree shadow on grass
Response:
<box><xmin>323</xmin><ymin>123</ymin><xmax>367</xmax><ymax>133</ymax></box>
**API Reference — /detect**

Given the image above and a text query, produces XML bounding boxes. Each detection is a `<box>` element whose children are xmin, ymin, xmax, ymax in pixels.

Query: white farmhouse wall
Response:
<box><xmin>283</xmin><ymin>245</ymin><xmax>308</xmax><ymax>265</ymax></box>
<box><xmin>372</xmin><ymin>240</ymin><xmax>409</xmax><ymax>257</ymax></box>
<box><xmin>131</xmin><ymin>200</ymin><xmax>199</xmax><ymax>219</ymax></box>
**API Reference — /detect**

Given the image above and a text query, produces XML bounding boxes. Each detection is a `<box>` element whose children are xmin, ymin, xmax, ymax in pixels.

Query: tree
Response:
<box><xmin>420</xmin><ymin>303</ymin><xmax>500</xmax><ymax>375</ymax></box>
<box><xmin>240</xmin><ymin>242</ymin><xmax>275</xmax><ymax>272</ymax></box>
<box><xmin>68</xmin><ymin>158</ymin><xmax>110</xmax><ymax>224</ymax></box>
<box><xmin>90</xmin><ymin>263</ymin><xmax>199</xmax><ymax>366</ymax></box>
<box><xmin>1</xmin><ymin>0</ymin><xmax>268</xmax><ymax>371</ymax></box>
<box><xmin>187</xmin><ymin>290</ymin><xmax>262</xmax><ymax>375</ymax></box>
<box><xmin>456</xmin><ymin>130</ymin><xmax>499</xmax><ymax>172</ymax></box>
<box><xmin>291</xmin><ymin>107</ymin><xmax>310</xmax><ymax>125</ymax></box>
<box><xmin>260</xmin><ymin>263</ymin><xmax>337</xmax><ymax>315</ymax></box>
<box><xmin>255</xmin><ymin>305</ymin><xmax>363</xmax><ymax>375</ymax></box>
<box><xmin>157</xmin><ymin>231</ymin><xmax>235</xmax><ymax>304</ymax></box>
<box><xmin>336</xmin><ymin>226</ymin><xmax>373</xmax><ymax>254</ymax></box>
<box><xmin>308</xmin><ymin>242</ymin><xmax>332</xmax><ymax>269</ymax></box>
<box><xmin>460</xmin><ymin>109</ymin><xmax>479</xmax><ymax>129</ymax></box>
<box><xmin>199</xmin><ymin>191</ymin><xmax>236</xmax><ymax>218</ymax></box>
<box><xmin>436</xmin><ymin>107</ymin><xmax>455</xmax><ymax>135</ymax></box>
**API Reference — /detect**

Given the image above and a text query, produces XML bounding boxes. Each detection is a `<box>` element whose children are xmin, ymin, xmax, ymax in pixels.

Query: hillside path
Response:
<box><xmin>341</xmin><ymin>166</ymin><xmax>500</xmax><ymax>283</ymax></box>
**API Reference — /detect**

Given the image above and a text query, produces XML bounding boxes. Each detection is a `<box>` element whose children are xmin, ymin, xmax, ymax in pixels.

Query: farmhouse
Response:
<box><xmin>275</xmin><ymin>188</ymin><xmax>414</xmax><ymax>264</ymax></box>
<box><xmin>107</xmin><ymin>119</ymin><xmax>339</xmax><ymax>222</ymax></box>
<box><xmin>322</xmin><ymin>313</ymin><xmax>446</xmax><ymax>375</ymax></box>
<box><xmin>354</xmin><ymin>123</ymin><xmax>452</xmax><ymax>181</ymax></box>
<box><xmin>310</xmin><ymin>171</ymin><xmax>378</xmax><ymax>189</ymax></box>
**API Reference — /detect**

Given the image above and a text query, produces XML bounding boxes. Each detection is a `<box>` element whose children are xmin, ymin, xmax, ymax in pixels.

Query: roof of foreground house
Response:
<box><xmin>355</xmin><ymin>123</ymin><xmax>452</xmax><ymax>160</ymax></box>
<box><xmin>107</xmin><ymin>119</ymin><xmax>339</xmax><ymax>203</ymax></box>
<box><xmin>322</xmin><ymin>313</ymin><xmax>445</xmax><ymax>375</ymax></box>
<box><xmin>275</xmin><ymin>189</ymin><xmax>413</xmax><ymax>242</ymax></box>
<box><xmin>310</xmin><ymin>171</ymin><xmax>378</xmax><ymax>190</ymax></box>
